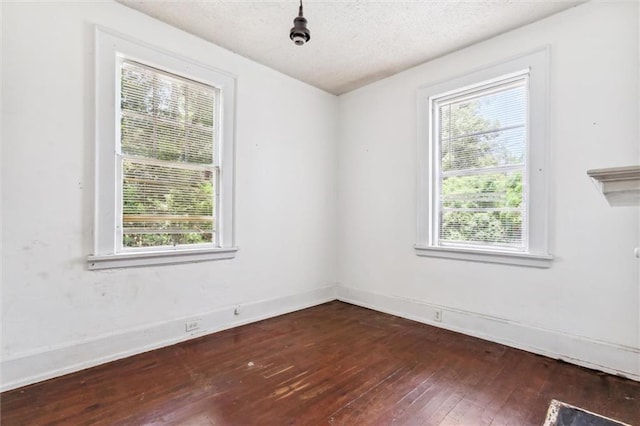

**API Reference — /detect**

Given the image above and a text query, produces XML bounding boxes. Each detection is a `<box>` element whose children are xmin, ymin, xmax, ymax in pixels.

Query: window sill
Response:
<box><xmin>88</xmin><ymin>247</ymin><xmax>238</xmax><ymax>270</ymax></box>
<box><xmin>414</xmin><ymin>245</ymin><xmax>552</xmax><ymax>268</ymax></box>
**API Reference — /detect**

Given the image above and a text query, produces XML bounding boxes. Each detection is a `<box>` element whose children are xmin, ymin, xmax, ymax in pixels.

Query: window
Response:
<box><xmin>119</xmin><ymin>61</ymin><xmax>217</xmax><ymax>248</ymax></box>
<box><xmin>436</xmin><ymin>75</ymin><xmax>528</xmax><ymax>250</ymax></box>
<box><xmin>416</xmin><ymin>49</ymin><xmax>552</xmax><ymax>267</ymax></box>
<box><xmin>89</xmin><ymin>29</ymin><xmax>237</xmax><ymax>269</ymax></box>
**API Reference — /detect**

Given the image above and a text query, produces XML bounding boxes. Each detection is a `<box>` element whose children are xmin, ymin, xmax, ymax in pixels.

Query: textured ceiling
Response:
<box><xmin>116</xmin><ymin>0</ymin><xmax>583</xmax><ymax>95</ymax></box>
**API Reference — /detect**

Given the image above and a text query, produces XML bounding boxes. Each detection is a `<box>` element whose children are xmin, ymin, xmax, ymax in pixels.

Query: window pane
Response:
<box><xmin>120</xmin><ymin>61</ymin><xmax>215</xmax><ymax>165</ymax></box>
<box><xmin>440</xmin><ymin>84</ymin><xmax>526</xmax><ymax>173</ymax></box>
<box><xmin>440</xmin><ymin>171</ymin><xmax>524</xmax><ymax>248</ymax></box>
<box><xmin>122</xmin><ymin>159</ymin><xmax>215</xmax><ymax>248</ymax></box>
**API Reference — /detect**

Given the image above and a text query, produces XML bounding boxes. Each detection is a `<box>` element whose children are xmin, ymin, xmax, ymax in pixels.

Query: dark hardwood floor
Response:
<box><xmin>1</xmin><ymin>301</ymin><xmax>639</xmax><ymax>425</ymax></box>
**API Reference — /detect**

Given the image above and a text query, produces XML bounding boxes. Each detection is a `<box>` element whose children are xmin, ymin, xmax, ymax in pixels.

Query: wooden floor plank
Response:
<box><xmin>1</xmin><ymin>301</ymin><xmax>639</xmax><ymax>425</ymax></box>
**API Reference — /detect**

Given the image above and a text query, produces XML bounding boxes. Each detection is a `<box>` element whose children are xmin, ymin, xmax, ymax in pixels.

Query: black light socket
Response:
<box><xmin>290</xmin><ymin>1</ymin><xmax>310</xmax><ymax>46</ymax></box>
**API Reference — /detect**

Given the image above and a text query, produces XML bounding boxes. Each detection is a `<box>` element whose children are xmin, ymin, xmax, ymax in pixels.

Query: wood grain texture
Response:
<box><xmin>2</xmin><ymin>301</ymin><xmax>639</xmax><ymax>425</ymax></box>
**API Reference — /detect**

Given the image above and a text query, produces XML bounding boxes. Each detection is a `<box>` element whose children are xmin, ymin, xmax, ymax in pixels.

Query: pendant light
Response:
<box><xmin>290</xmin><ymin>0</ymin><xmax>310</xmax><ymax>46</ymax></box>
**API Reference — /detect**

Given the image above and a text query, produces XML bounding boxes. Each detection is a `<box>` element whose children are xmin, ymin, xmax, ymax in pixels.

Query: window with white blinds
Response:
<box><xmin>434</xmin><ymin>75</ymin><xmax>528</xmax><ymax>251</ymax></box>
<box><xmin>415</xmin><ymin>49</ymin><xmax>551</xmax><ymax>267</ymax></box>
<box><xmin>90</xmin><ymin>30</ymin><xmax>236</xmax><ymax>269</ymax></box>
<box><xmin>119</xmin><ymin>60</ymin><xmax>218</xmax><ymax>249</ymax></box>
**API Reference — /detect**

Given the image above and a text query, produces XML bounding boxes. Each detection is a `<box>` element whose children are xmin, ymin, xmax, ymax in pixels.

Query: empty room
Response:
<box><xmin>1</xmin><ymin>0</ymin><xmax>639</xmax><ymax>424</ymax></box>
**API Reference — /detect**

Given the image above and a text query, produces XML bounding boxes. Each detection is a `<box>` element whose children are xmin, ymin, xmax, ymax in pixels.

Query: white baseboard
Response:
<box><xmin>337</xmin><ymin>285</ymin><xmax>640</xmax><ymax>381</ymax></box>
<box><xmin>0</xmin><ymin>285</ymin><xmax>337</xmax><ymax>392</ymax></box>
<box><xmin>3</xmin><ymin>284</ymin><xmax>637</xmax><ymax>392</ymax></box>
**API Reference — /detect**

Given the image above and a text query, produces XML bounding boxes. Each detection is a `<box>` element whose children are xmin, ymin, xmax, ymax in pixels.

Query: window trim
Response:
<box><xmin>415</xmin><ymin>48</ymin><xmax>552</xmax><ymax>268</ymax></box>
<box><xmin>89</xmin><ymin>28</ymin><xmax>237</xmax><ymax>270</ymax></box>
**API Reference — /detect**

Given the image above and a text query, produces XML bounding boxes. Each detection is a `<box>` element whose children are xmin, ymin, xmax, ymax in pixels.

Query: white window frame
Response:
<box><xmin>415</xmin><ymin>48</ymin><xmax>552</xmax><ymax>268</ymax></box>
<box><xmin>88</xmin><ymin>28</ymin><xmax>237</xmax><ymax>270</ymax></box>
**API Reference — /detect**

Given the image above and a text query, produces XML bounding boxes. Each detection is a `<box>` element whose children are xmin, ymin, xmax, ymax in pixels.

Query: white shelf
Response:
<box><xmin>587</xmin><ymin>165</ymin><xmax>640</xmax><ymax>207</ymax></box>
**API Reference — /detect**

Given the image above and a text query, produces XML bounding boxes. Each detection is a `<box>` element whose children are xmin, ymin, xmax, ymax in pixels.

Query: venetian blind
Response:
<box><xmin>435</xmin><ymin>76</ymin><xmax>528</xmax><ymax>250</ymax></box>
<box><xmin>119</xmin><ymin>60</ymin><xmax>217</xmax><ymax>248</ymax></box>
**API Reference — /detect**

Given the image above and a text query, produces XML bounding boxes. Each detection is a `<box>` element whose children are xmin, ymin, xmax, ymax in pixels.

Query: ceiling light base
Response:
<box><xmin>290</xmin><ymin>1</ymin><xmax>310</xmax><ymax>46</ymax></box>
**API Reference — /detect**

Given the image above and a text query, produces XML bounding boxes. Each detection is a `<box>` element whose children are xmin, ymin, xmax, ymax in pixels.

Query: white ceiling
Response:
<box><xmin>116</xmin><ymin>0</ymin><xmax>583</xmax><ymax>95</ymax></box>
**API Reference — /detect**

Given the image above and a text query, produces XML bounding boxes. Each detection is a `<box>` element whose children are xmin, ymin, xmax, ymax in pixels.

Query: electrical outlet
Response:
<box><xmin>185</xmin><ymin>321</ymin><xmax>200</xmax><ymax>332</ymax></box>
<box><xmin>434</xmin><ymin>309</ymin><xmax>442</xmax><ymax>322</ymax></box>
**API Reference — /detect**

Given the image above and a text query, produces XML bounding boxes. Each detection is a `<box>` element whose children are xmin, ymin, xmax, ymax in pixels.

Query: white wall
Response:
<box><xmin>2</xmin><ymin>0</ymin><xmax>639</xmax><ymax>392</ymax></box>
<box><xmin>337</xmin><ymin>1</ymin><xmax>640</xmax><ymax>379</ymax></box>
<box><xmin>1</xmin><ymin>1</ymin><xmax>337</xmax><ymax>390</ymax></box>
